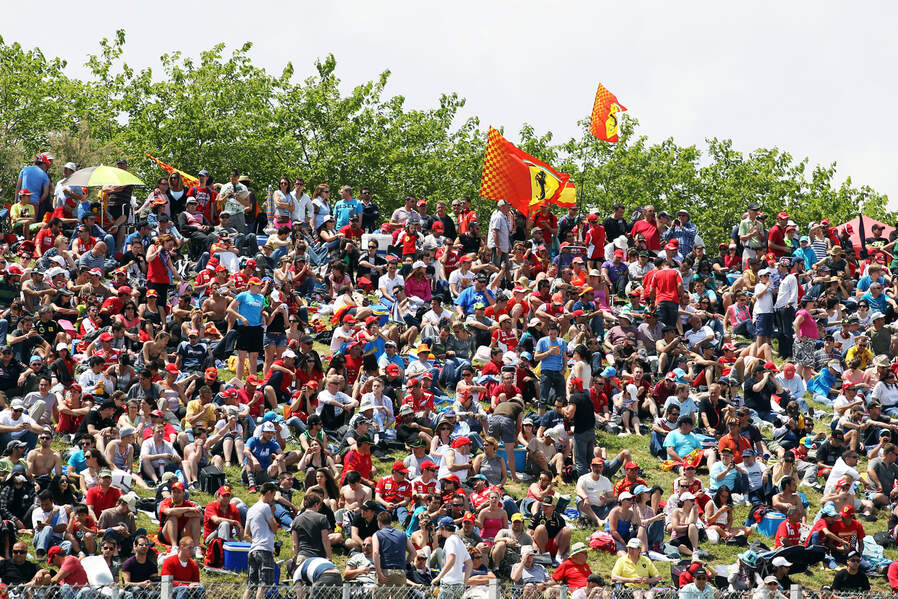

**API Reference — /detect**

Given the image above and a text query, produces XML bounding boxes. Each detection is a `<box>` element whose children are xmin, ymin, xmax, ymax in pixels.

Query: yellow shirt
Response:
<box><xmin>10</xmin><ymin>202</ymin><xmax>34</xmax><ymax>223</ymax></box>
<box><xmin>845</xmin><ymin>346</ymin><xmax>873</xmax><ymax>370</ymax></box>
<box><xmin>182</xmin><ymin>399</ymin><xmax>216</xmax><ymax>430</ymax></box>
<box><xmin>611</xmin><ymin>554</ymin><xmax>659</xmax><ymax>588</ymax></box>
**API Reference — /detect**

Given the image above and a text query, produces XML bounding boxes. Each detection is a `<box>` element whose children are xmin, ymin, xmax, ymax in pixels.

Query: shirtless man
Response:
<box><xmin>340</xmin><ymin>470</ymin><xmax>372</xmax><ymax>514</ymax></box>
<box><xmin>771</xmin><ymin>476</ymin><xmax>805</xmax><ymax>521</ymax></box>
<box><xmin>821</xmin><ymin>477</ymin><xmax>857</xmax><ymax>515</ymax></box>
<box><xmin>201</xmin><ymin>284</ymin><xmax>230</xmax><ymax>332</ymax></box>
<box><xmin>26</xmin><ymin>430</ymin><xmax>62</xmax><ymax>479</ymax></box>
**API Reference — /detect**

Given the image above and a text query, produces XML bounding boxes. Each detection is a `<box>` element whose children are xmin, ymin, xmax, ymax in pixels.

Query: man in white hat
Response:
<box><xmin>611</xmin><ymin>538</ymin><xmax>661</xmax><ymax>596</ymax></box>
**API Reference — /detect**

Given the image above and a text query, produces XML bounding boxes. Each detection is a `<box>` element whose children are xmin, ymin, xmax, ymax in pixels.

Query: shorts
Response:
<box><xmin>264</xmin><ymin>332</ymin><xmax>287</xmax><ymax>347</ymax></box>
<box><xmin>247</xmin><ymin>549</ymin><xmax>275</xmax><ymax>587</ymax></box>
<box><xmin>670</xmin><ymin>534</ymin><xmax>694</xmax><ymax>550</ymax></box>
<box><xmin>794</xmin><ymin>338</ymin><xmax>816</xmax><ymax>367</ymax></box>
<box><xmin>236</xmin><ymin>325</ymin><xmax>264</xmax><ymax>353</ymax></box>
<box><xmin>755</xmin><ymin>313</ymin><xmax>774</xmax><ymax>337</ymax></box>
<box><xmin>108</xmin><ymin>203</ymin><xmax>131</xmax><ymax>221</ymax></box>
<box><xmin>487</xmin><ymin>414</ymin><xmax>516</xmax><ymax>444</ymax></box>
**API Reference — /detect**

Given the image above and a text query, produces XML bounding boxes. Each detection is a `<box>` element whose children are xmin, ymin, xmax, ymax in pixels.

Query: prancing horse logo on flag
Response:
<box><xmin>606</xmin><ymin>104</ymin><xmax>623</xmax><ymax>140</ymax></box>
<box><xmin>525</xmin><ymin>160</ymin><xmax>562</xmax><ymax>208</ymax></box>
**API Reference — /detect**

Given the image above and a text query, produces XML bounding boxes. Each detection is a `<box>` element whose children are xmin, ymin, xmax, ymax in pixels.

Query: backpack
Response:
<box><xmin>588</xmin><ymin>531</ymin><xmax>616</xmax><ymax>553</ymax></box>
<box><xmin>205</xmin><ymin>537</ymin><xmax>225</xmax><ymax>568</ymax></box>
<box><xmin>199</xmin><ymin>466</ymin><xmax>227</xmax><ymax>495</ymax></box>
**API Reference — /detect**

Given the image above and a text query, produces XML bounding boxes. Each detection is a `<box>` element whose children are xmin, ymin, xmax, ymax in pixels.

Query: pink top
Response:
<box><xmin>796</xmin><ymin>309</ymin><xmax>818</xmax><ymax>339</ymax></box>
<box><xmin>405</xmin><ymin>276</ymin><xmax>431</xmax><ymax>302</ymax></box>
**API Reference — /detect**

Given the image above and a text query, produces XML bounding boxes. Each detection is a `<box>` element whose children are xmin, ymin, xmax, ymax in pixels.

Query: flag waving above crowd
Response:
<box><xmin>480</xmin><ymin>126</ymin><xmax>570</xmax><ymax>214</ymax></box>
<box><xmin>590</xmin><ymin>83</ymin><xmax>627</xmax><ymax>142</ymax></box>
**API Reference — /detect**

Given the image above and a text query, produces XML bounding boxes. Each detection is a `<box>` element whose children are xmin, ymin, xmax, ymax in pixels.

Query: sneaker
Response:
<box><xmin>248</xmin><ymin>486</ymin><xmax>257</xmax><ymax>493</ymax></box>
<box><xmin>553</xmin><ymin>554</ymin><xmax>563</xmax><ymax>567</ymax></box>
<box><xmin>195</xmin><ymin>546</ymin><xmax>203</xmax><ymax>559</ymax></box>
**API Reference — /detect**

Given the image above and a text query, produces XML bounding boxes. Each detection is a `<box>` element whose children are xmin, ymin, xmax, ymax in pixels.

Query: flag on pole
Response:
<box><xmin>144</xmin><ymin>152</ymin><xmax>200</xmax><ymax>188</ymax></box>
<box><xmin>480</xmin><ymin>127</ymin><xmax>570</xmax><ymax>214</ymax></box>
<box><xmin>589</xmin><ymin>84</ymin><xmax>627</xmax><ymax>142</ymax></box>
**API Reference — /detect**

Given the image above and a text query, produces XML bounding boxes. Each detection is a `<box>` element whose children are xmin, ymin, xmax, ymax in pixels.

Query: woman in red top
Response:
<box><xmin>57</xmin><ymin>385</ymin><xmax>89</xmax><ymax>434</ymax></box>
<box><xmin>146</xmin><ymin>234</ymin><xmax>178</xmax><ymax>306</ymax></box>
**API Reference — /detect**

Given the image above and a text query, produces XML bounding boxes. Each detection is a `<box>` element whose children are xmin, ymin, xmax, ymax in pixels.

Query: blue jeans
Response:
<box><xmin>34</xmin><ymin>526</ymin><xmax>68</xmax><ymax>553</ymax></box>
<box><xmin>58</xmin><ymin>585</ymin><xmax>96</xmax><ymax>599</ymax></box>
<box><xmin>733</xmin><ymin>320</ymin><xmax>757</xmax><ymax>340</ymax></box>
<box><xmin>439</xmin><ymin>358</ymin><xmax>471</xmax><ymax>390</ymax></box>
<box><xmin>273</xmin><ymin>504</ymin><xmax>293</xmax><ymax>528</ymax></box>
<box><xmin>539</xmin><ymin>370</ymin><xmax>565</xmax><ymax>407</ymax></box>
<box><xmin>285</xmin><ymin>416</ymin><xmax>306</xmax><ymax>437</ymax></box>
<box><xmin>270</xmin><ymin>245</ymin><xmax>289</xmax><ymax>263</ymax></box>
<box><xmin>172</xmin><ymin>586</ymin><xmax>206</xmax><ymax>599</ymax></box>
<box><xmin>0</xmin><ymin>319</ymin><xmax>8</xmax><ymax>344</ymax></box>
<box><xmin>573</xmin><ymin>429</ymin><xmax>594</xmax><ymax>477</ymax></box>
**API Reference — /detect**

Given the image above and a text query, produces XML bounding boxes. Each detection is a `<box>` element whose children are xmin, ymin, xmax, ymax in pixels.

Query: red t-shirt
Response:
<box><xmin>34</xmin><ymin>228</ymin><xmax>58</xmax><ymax>255</ymax></box>
<box><xmin>375</xmin><ymin>475</ymin><xmax>412</xmax><ymax>504</ymax></box>
<box><xmin>342</xmin><ymin>449</ymin><xmax>373</xmax><ymax>484</ymax></box>
<box><xmin>344</xmin><ymin>354</ymin><xmax>363</xmax><ymax>385</ymax></box>
<box><xmin>831</xmin><ymin>518</ymin><xmax>865</xmax><ymax>551</ymax></box>
<box><xmin>262</xmin><ymin>360</ymin><xmax>293</xmax><ymax>393</ymax></box>
<box><xmin>437</xmin><ymin>248</ymin><xmax>460</xmax><ymax>273</ymax></box>
<box><xmin>230</xmin><ymin>271</ymin><xmax>250</xmax><ymax>292</ymax></box>
<box><xmin>402</xmin><ymin>391</ymin><xmax>434</xmax><ymax>414</ymax></box>
<box><xmin>531</xmin><ymin>212</ymin><xmax>557</xmax><ymax>241</ymax></box>
<box><xmin>86</xmin><ymin>485</ymin><xmax>122</xmax><ymax>515</ymax></box>
<box><xmin>459</xmin><ymin>209</ymin><xmax>477</xmax><ymax>235</ymax></box>
<box><xmin>768</xmin><ymin>225</ymin><xmax>786</xmax><ymax>257</ymax></box>
<box><xmin>59</xmin><ymin>554</ymin><xmax>89</xmax><ymax>586</ymax></box>
<box><xmin>161</xmin><ymin>554</ymin><xmax>200</xmax><ymax>586</ymax></box>
<box><xmin>806</xmin><ymin>518</ymin><xmax>838</xmax><ymax>548</ymax></box>
<box><xmin>491</xmin><ymin>329</ymin><xmax>518</xmax><ymax>352</ymax></box>
<box><xmin>650</xmin><ymin>269</ymin><xmax>683</xmax><ymax>304</ymax></box>
<box><xmin>203</xmin><ymin>501</ymin><xmax>241</xmax><ymax>538</ymax></box>
<box><xmin>412</xmin><ymin>477</ymin><xmax>439</xmax><ymax>498</ymax></box>
<box><xmin>159</xmin><ymin>497</ymin><xmax>199</xmax><ymax>533</ymax></box>
<box><xmin>631</xmin><ymin>219</ymin><xmax>660</xmax><ymax>251</ymax></box>
<box><xmin>187</xmin><ymin>186</ymin><xmax>218</xmax><ymax>224</ymax></box>
<box><xmin>552</xmin><ymin>559</ymin><xmax>592</xmax><ymax>589</ymax></box>
<box><xmin>585</xmin><ymin>225</ymin><xmax>606</xmax><ymax>259</ymax></box>
<box><xmin>775</xmin><ymin>519</ymin><xmax>802</xmax><ymax>548</ymax></box>
<box><xmin>400</xmin><ymin>232</ymin><xmax>419</xmax><ymax>256</ymax></box>
<box><xmin>491</xmin><ymin>384</ymin><xmax>521</xmax><ymax>402</ymax></box>
<box><xmin>238</xmin><ymin>388</ymin><xmax>265</xmax><ymax>418</ymax></box>
<box><xmin>339</xmin><ymin>225</ymin><xmax>363</xmax><ymax>242</ymax></box>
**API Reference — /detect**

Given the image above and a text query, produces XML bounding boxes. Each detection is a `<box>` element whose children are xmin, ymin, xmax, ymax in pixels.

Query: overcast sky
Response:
<box><xmin>5</xmin><ymin>1</ymin><xmax>897</xmax><ymax>207</ymax></box>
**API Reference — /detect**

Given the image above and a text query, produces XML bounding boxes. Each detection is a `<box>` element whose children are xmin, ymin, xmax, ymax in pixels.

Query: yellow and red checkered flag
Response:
<box><xmin>590</xmin><ymin>83</ymin><xmax>627</xmax><ymax>142</ymax></box>
<box><xmin>144</xmin><ymin>152</ymin><xmax>200</xmax><ymax>188</ymax></box>
<box><xmin>480</xmin><ymin>127</ymin><xmax>570</xmax><ymax>215</ymax></box>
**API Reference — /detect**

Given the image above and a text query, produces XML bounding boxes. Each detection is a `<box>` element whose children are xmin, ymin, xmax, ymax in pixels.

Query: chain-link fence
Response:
<box><xmin>4</xmin><ymin>582</ymin><xmax>890</xmax><ymax>599</ymax></box>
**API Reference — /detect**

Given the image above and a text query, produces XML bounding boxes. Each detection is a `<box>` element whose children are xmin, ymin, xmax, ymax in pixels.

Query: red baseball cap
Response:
<box><xmin>165</xmin><ymin>363</ymin><xmax>180</xmax><ymax>374</ymax></box>
<box><xmin>246</xmin><ymin>259</ymin><xmax>257</xmax><ymax>268</ymax></box>
<box><xmin>99</xmin><ymin>332</ymin><xmax>114</xmax><ymax>342</ymax></box>
<box><xmin>46</xmin><ymin>545</ymin><xmax>64</xmax><ymax>562</ymax></box>
<box><xmin>246</xmin><ymin>375</ymin><xmax>260</xmax><ymax>385</ymax></box>
<box><xmin>450</xmin><ymin>437</ymin><xmax>471</xmax><ymax>449</ymax></box>
<box><xmin>170</xmin><ymin>482</ymin><xmax>186</xmax><ymax>491</ymax></box>
<box><xmin>551</xmin><ymin>293</ymin><xmax>564</xmax><ymax>305</ymax></box>
<box><xmin>391</xmin><ymin>461</ymin><xmax>409</xmax><ymax>473</ymax></box>
<box><xmin>406</xmin><ymin>378</ymin><xmax>420</xmax><ymax>388</ymax></box>
<box><xmin>777</xmin><ymin>211</ymin><xmax>788</xmax><ymax>220</ymax></box>
<box><xmin>386</xmin><ymin>363</ymin><xmax>400</xmax><ymax>375</ymax></box>
<box><xmin>462</xmin><ymin>513</ymin><xmax>476</xmax><ymax>523</ymax></box>
<box><xmin>217</xmin><ymin>485</ymin><xmax>233</xmax><ymax>496</ymax></box>
<box><xmin>151</xmin><ymin>409</ymin><xmax>165</xmax><ymax>418</ymax></box>
<box><xmin>841</xmin><ymin>504</ymin><xmax>854</xmax><ymax>516</ymax></box>
<box><xmin>613</xmin><ymin>249</ymin><xmax>625</xmax><ymax>257</ymax></box>
<box><xmin>664</xmin><ymin>241</ymin><xmax>678</xmax><ymax>251</ymax></box>
<box><xmin>624</xmin><ymin>461</ymin><xmax>639</xmax><ymax>470</ymax></box>
<box><xmin>117</xmin><ymin>286</ymin><xmax>132</xmax><ymax>295</ymax></box>
<box><xmin>420</xmin><ymin>460</ymin><xmax>438</xmax><ymax>471</ymax></box>
<box><xmin>764</xmin><ymin>361</ymin><xmax>779</xmax><ymax>373</ymax></box>
<box><xmin>205</xmin><ymin>367</ymin><xmax>218</xmax><ymax>379</ymax></box>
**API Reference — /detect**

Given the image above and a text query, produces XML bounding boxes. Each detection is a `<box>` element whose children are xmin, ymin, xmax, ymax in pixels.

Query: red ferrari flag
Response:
<box><xmin>590</xmin><ymin>84</ymin><xmax>627</xmax><ymax>142</ymax></box>
<box><xmin>480</xmin><ymin>127</ymin><xmax>570</xmax><ymax>214</ymax></box>
<box><xmin>144</xmin><ymin>152</ymin><xmax>200</xmax><ymax>188</ymax></box>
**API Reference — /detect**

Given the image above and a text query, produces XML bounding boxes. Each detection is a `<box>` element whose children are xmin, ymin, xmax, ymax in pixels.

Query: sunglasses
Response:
<box><xmin>11</xmin><ymin>550</ymin><xmax>26</xmax><ymax>555</ymax></box>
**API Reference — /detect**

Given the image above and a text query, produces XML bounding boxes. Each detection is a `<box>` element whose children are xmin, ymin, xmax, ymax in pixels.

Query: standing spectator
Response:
<box><xmin>432</xmin><ymin>516</ymin><xmax>471</xmax><ymax>599</ymax></box>
<box><xmin>243</xmin><ymin>482</ymin><xmax>278</xmax><ymax>599</ymax></box>
<box><xmin>290</xmin><ymin>178</ymin><xmax>313</xmax><ymax>229</ymax></box>
<box><xmin>738</xmin><ymin>203</ymin><xmax>766</xmax><ymax>267</ymax></box>
<box><xmin>663</xmin><ymin>210</ymin><xmax>697</xmax><ymax>260</ymax></box>
<box><xmin>631</xmin><ymin>206</ymin><xmax>660</xmax><ymax>252</ymax></box>
<box><xmin>773</xmin><ymin>258</ymin><xmax>798</xmax><ymax>359</ymax></box>
<box><xmin>160</xmin><ymin>536</ymin><xmax>204</xmax><ymax>599</ymax></box>
<box><xmin>753</xmin><ymin>269</ymin><xmax>775</xmax><ymax>349</ymax></box>
<box><xmin>487</xmin><ymin>200</ymin><xmax>512</xmax><ymax>268</ymax></box>
<box><xmin>648</xmin><ymin>261</ymin><xmax>684</xmax><ymax>328</ymax></box>
<box><xmin>371</xmin><ymin>510</ymin><xmax>415</xmax><ymax>591</ymax></box>
<box><xmin>17</xmin><ymin>153</ymin><xmax>52</xmax><ymax>211</ymax></box>
<box><xmin>535</xmin><ymin>322</ymin><xmax>567</xmax><ymax>414</ymax></box>
<box><xmin>291</xmin><ymin>493</ymin><xmax>332</xmax><ymax>565</ymax></box>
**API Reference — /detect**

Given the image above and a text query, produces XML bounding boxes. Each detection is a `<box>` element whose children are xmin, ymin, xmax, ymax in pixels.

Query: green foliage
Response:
<box><xmin>0</xmin><ymin>31</ymin><xmax>890</xmax><ymax>242</ymax></box>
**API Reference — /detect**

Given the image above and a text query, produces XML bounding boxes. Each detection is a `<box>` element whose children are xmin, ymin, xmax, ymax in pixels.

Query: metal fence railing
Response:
<box><xmin>2</xmin><ymin>581</ymin><xmax>887</xmax><ymax>599</ymax></box>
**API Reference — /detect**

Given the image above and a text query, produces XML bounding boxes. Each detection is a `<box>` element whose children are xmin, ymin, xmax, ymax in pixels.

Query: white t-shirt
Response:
<box><xmin>872</xmin><ymin>381</ymin><xmax>898</xmax><ymax>408</ymax></box>
<box><xmin>378</xmin><ymin>273</ymin><xmax>405</xmax><ymax>299</ymax></box>
<box><xmin>577</xmin><ymin>473</ymin><xmax>612</xmax><ymax>506</ymax></box>
<box><xmin>246</xmin><ymin>500</ymin><xmax>276</xmax><ymax>552</ymax></box>
<box><xmin>823</xmin><ymin>457</ymin><xmax>861</xmax><ymax>496</ymax></box>
<box><xmin>441</xmin><ymin>533</ymin><xmax>471</xmax><ymax>584</ymax></box>
<box><xmin>32</xmin><ymin>504</ymin><xmax>68</xmax><ymax>529</ymax></box>
<box><xmin>422</xmin><ymin>308</ymin><xmax>452</xmax><ymax>329</ymax></box>
<box><xmin>743</xmin><ymin>461</ymin><xmax>765</xmax><ymax>491</ymax></box>
<box><xmin>140</xmin><ymin>438</ymin><xmax>176</xmax><ymax>467</ymax></box>
<box><xmin>448</xmin><ymin>269</ymin><xmax>475</xmax><ymax>293</ymax></box>
<box><xmin>291</xmin><ymin>191</ymin><xmax>313</xmax><ymax>224</ymax></box>
<box><xmin>23</xmin><ymin>391</ymin><xmax>57</xmax><ymax>427</ymax></box>
<box><xmin>316</xmin><ymin>390</ymin><xmax>354</xmax><ymax>417</ymax></box>
<box><xmin>0</xmin><ymin>410</ymin><xmax>36</xmax><ymax>440</ymax></box>
<box><xmin>753</xmin><ymin>282</ymin><xmax>774</xmax><ymax>316</ymax></box>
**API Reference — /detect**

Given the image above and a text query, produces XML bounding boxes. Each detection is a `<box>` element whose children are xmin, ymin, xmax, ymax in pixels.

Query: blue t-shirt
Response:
<box><xmin>663</xmin><ymin>397</ymin><xmax>699</xmax><ymax>420</ymax></box>
<box><xmin>333</xmin><ymin>199</ymin><xmax>362</xmax><ymax>228</ymax></box>
<box><xmin>18</xmin><ymin>166</ymin><xmax>49</xmax><ymax>205</ymax></box>
<box><xmin>861</xmin><ymin>292</ymin><xmax>887</xmax><ymax>314</ymax></box>
<box><xmin>68</xmin><ymin>449</ymin><xmax>87</xmax><ymax>474</ymax></box>
<box><xmin>857</xmin><ymin>275</ymin><xmax>886</xmax><ymax>294</ymax></box>
<box><xmin>663</xmin><ymin>429</ymin><xmax>702</xmax><ymax>458</ymax></box>
<box><xmin>535</xmin><ymin>336</ymin><xmax>567</xmax><ymax>372</ymax></box>
<box><xmin>455</xmin><ymin>286</ymin><xmax>496</xmax><ymax>315</ymax></box>
<box><xmin>709</xmin><ymin>460</ymin><xmax>739</xmax><ymax>492</ymax></box>
<box><xmin>235</xmin><ymin>291</ymin><xmax>265</xmax><ymax>326</ymax></box>
<box><xmin>246</xmin><ymin>436</ymin><xmax>281</xmax><ymax>469</ymax></box>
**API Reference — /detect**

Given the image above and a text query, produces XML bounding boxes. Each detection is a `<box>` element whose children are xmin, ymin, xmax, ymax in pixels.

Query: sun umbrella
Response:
<box><xmin>65</xmin><ymin>165</ymin><xmax>144</xmax><ymax>187</ymax></box>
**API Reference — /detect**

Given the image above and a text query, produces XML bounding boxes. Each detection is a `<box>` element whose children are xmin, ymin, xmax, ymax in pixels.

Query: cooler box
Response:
<box><xmin>497</xmin><ymin>447</ymin><xmax>527</xmax><ymax>473</ymax></box>
<box><xmin>757</xmin><ymin>511</ymin><xmax>786</xmax><ymax>537</ymax></box>
<box><xmin>224</xmin><ymin>542</ymin><xmax>251</xmax><ymax>571</ymax></box>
